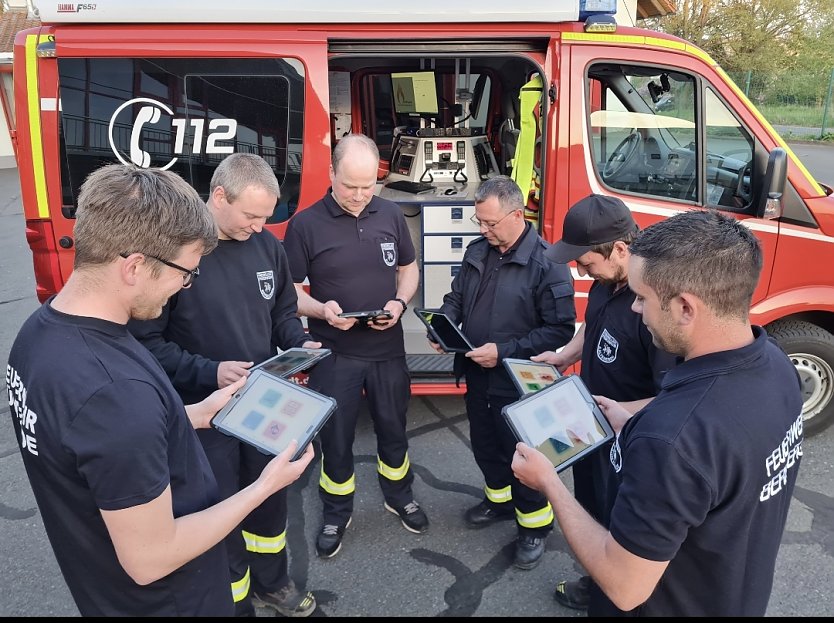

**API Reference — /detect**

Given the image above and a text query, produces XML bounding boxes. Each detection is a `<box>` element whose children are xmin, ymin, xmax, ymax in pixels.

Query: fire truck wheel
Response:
<box><xmin>767</xmin><ymin>318</ymin><xmax>834</xmax><ymax>437</ymax></box>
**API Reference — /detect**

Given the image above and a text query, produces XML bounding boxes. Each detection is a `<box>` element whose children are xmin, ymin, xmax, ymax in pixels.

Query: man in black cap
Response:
<box><xmin>533</xmin><ymin>194</ymin><xmax>675</xmax><ymax>612</ymax></box>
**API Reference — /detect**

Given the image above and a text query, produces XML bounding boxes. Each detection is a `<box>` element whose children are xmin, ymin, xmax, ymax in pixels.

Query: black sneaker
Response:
<box><xmin>553</xmin><ymin>575</ymin><xmax>591</xmax><ymax>611</ymax></box>
<box><xmin>252</xmin><ymin>579</ymin><xmax>316</xmax><ymax>618</ymax></box>
<box><xmin>384</xmin><ymin>500</ymin><xmax>429</xmax><ymax>534</ymax></box>
<box><xmin>315</xmin><ymin>517</ymin><xmax>351</xmax><ymax>558</ymax></box>
<box><xmin>513</xmin><ymin>534</ymin><xmax>545</xmax><ymax>570</ymax></box>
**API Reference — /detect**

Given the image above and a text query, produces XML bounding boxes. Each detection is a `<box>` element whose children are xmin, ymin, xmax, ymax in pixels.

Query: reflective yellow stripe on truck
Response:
<box><xmin>25</xmin><ymin>33</ymin><xmax>49</xmax><ymax>219</ymax></box>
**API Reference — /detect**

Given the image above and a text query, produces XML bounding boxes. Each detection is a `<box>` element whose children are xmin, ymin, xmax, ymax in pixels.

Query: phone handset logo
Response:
<box><xmin>130</xmin><ymin>105</ymin><xmax>162</xmax><ymax>168</ymax></box>
<box><xmin>109</xmin><ymin>98</ymin><xmax>177</xmax><ymax>170</ymax></box>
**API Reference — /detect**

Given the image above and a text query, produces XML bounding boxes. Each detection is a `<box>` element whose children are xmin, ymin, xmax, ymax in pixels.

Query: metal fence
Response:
<box><xmin>727</xmin><ymin>69</ymin><xmax>834</xmax><ymax>139</ymax></box>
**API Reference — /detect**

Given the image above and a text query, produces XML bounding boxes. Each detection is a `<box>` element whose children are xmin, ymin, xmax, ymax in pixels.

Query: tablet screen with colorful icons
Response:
<box><xmin>502</xmin><ymin>358</ymin><xmax>562</xmax><ymax>396</ymax></box>
<box><xmin>211</xmin><ymin>370</ymin><xmax>336</xmax><ymax>460</ymax></box>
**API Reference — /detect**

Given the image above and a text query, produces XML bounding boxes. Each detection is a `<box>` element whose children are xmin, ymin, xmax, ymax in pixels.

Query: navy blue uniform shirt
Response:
<box><xmin>609</xmin><ymin>326</ymin><xmax>802</xmax><ymax>616</ymax></box>
<box><xmin>7</xmin><ymin>301</ymin><xmax>231</xmax><ymax>616</ymax></box>
<box><xmin>283</xmin><ymin>190</ymin><xmax>416</xmax><ymax>361</ymax></box>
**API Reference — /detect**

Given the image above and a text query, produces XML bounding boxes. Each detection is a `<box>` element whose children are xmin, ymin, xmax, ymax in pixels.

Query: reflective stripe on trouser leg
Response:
<box><xmin>516</xmin><ymin>502</ymin><xmax>554</xmax><ymax>529</ymax></box>
<box><xmin>231</xmin><ymin>566</ymin><xmax>251</xmax><ymax>604</ymax></box>
<box><xmin>377</xmin><ymin>453</ymin><xmax>410</xmax><ymax>481</ymax></box>
<box><xmin>484</xmin><ymin>484</ymin><xmax>513</xmax><ymax>505</ymax></box>
<box><xmin>319</xmin><ymin>462</ymin><xmax>356</xmax><ymax>496</ymax></box>
<box><xmin>365</xmin><ymin>357</ymin><xmax>415</xmax><ymax>508</ymax></box>
<box><xmin>318</xmin><ymin>457</ymin><xmax>357</xmax><ymax>527</ymax></box>
<box><xmin>243</xmin><ymin>529</ymin><xmax>287</xmax><ymax>554</ymax></box>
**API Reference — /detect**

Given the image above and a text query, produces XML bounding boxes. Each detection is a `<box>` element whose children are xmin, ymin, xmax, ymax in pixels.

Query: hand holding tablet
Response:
<box><xmin>251</xmin><ymin>347</ymin><xmax>332</xmax><ymax>377</ymax></box>
<box><xmin>413</xmin><ymin>308</ymin><xmax>475</xmax><ymax>353</ymax></box>
<box><xmin>502</xmin><ymin>374</ymin><xmax>614</xmax><ymax>473</ymax></box>
<box><xmin>503</xmin><ymin>358</ymin><xmax>562</xmax><ymax>395</ymax></box>
<box><xmin>211</xmin><ymin>371</ymin><xmax>336</xmax><ymax>460</ymax></box>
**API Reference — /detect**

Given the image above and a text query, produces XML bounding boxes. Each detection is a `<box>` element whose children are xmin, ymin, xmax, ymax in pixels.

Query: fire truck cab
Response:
<box><xmin>11</xmin><ymin>0</ymin><xmax>834</xmax><ymax>435</ymax></box>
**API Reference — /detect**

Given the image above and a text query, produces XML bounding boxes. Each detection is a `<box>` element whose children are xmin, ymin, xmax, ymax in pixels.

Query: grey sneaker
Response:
<box><xmin>252</xmin><ymin>579</ymin><xmax>316</xmax><ymax>618</ymax></box>
<box><xmin>384</xmin><ymin>500</ymin><xmax>429</xmax><ymax>534</ymax></box>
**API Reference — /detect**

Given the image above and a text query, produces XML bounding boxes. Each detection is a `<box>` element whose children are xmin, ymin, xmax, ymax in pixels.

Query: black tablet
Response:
<box><xmin>502</xmin><ymin>374</ymin><xmax>615</xmax><ymax>473</ymax></box>
<box><xmin>337</xmin><ymin>309</ymin><xmax>393</xmax><ymax>322</ymax></box>
<box><xmin>251</xmin><ymin>347</ymin><xmax>331</xmax><ymax>378</ymax></box>
<box><xmin>211</xmin><ymin>369</ymin><xmax>337</xmax><ymax>460</ymax></box>
<box><xmin>413</xmin><ymin>308</ymin><xmax>474</xmax><ymax>353</ymax></box>
<box><xmin>502</xmin><ymin>358</ymin><xmax>562</xmax><ymax>396</ymax></box>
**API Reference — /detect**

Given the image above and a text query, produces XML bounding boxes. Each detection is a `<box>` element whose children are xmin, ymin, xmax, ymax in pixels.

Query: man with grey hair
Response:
<box><xmin>284</xmin><ymin>133</ymin><xmax>425</xmax><ymax>559</ymax></box>
<box><xmin>513</xmin><ymin>210</ymin><xmax>802</xmax><ymax>616</ymax></box>
<box><xmin>432</xmin><ymin>175</ymin><xmax>576</xmax><ymax>570</ymax></box>
<box><xmin>7</xmin><ymin>163</ymin><xmax>314</xmax><ymax>616</ymax></box>
<box><xmin>130</xmin><ymin>153</ymin><xmax>319</xmax><ymax>617</ymax></box>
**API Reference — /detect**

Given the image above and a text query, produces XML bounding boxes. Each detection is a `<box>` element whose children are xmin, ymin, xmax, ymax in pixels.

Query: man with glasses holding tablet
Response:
<box><xmin>430</xmin><ymin>175</ymin><xmax>576</xmax><ymax>570</ymax></box>
<box><xmin>129</xmin><ymin>153</ymin><xmax>320</xmax><ymax>618</ymax></box>
<box><xmin>7</xmin><ymin>163</ymin><xmax>314</xmax><ymax>616</ymax></box>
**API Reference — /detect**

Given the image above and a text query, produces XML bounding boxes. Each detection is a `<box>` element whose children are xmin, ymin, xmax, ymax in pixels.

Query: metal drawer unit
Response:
<box><xmin>421</xmin><ymin>204</ymin><xmax>480</xmax><ymax>308</ymax></box>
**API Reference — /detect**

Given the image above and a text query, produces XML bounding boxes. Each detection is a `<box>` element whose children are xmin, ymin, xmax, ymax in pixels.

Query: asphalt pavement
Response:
<box><xmin>1</xmin><ymin>144</ymin><xmax>834</xmax><ymax>616</ymax></box>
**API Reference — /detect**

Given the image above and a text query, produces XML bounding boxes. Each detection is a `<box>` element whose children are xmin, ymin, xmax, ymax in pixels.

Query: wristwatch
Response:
<box><xmin>394</xmin><ymin>297</ymin><xmax>408</xmax><ymax>313</ymax></box>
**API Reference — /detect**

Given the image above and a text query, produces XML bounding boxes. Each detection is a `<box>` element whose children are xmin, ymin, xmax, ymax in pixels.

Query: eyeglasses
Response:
<box><xmin>120</xmin><ymin>252</ymin><xmax>200</xmax><ymax>287</ymax></box>
<box><xmin>470</xmin><ymin>209</ymin><xmax>519</xmax><ymax>230</ymax></box>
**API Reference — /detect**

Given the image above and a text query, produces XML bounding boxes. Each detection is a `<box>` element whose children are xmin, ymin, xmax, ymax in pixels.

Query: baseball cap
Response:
<box><xmin>545</xmin><ymin>194</ymin><xmax>638</xmax><ymax>263</ymax></box>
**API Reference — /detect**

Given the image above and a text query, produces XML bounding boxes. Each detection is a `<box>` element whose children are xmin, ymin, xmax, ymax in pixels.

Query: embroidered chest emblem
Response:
<box><xmin>596</xmin><ymin>328</ymin><xmax>619</xmax><ymax>364</ymax></box>
<box><xmin>257</xmin><ymin>270</ymin><xmax>275</xmax><ymax>300</ymax></box>
<box><xmin>380</xmin><ymin>242</ymin><xmax>396</xmax><ymax>267</ymax></box>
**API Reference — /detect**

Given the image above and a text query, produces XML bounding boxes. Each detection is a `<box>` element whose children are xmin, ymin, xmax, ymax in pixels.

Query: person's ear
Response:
<box><xmin>211</xmin><ymin>185</ymin><xmax>227</xmax><ymax>206</ymax></box>
<box><xmin>119</xmin><ymin>252</ymin><xmax>143</xmax><ymax>286</ymax></box>
<box><xmin>675</xmin><ymin>292</ymin><xmax>698</xmax><ymax>325</ymax></box>
<box><xmin>611</xmin><ymin>240</ymin><xmax>629</xmax><ymax>260</ymax></box>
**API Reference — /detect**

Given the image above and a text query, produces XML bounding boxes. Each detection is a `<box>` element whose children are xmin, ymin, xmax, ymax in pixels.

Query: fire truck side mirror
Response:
<box><xmin>755</xmin><ymin>148</ymin><xmax>787</xmax><ymax>220</ymax></box>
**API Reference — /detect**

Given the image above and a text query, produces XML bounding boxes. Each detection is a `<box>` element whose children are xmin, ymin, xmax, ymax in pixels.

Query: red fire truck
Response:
<box><xmin>10</xmin><ymin>0</ymin><xmax>834</xmax><ymax>435</ymax></box>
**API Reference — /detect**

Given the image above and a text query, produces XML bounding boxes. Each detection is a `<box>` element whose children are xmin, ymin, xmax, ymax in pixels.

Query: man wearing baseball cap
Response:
<box><xmin>534</xmin><ymin>194</ymin><xmax>676</xmax><ymax>613</ymax></box>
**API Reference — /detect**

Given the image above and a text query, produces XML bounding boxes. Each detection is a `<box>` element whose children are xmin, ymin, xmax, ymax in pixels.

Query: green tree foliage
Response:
<box><xmin>644</xmin><ymin>0</ymin><xmax>834</xmax><ymax>74</ymax></box>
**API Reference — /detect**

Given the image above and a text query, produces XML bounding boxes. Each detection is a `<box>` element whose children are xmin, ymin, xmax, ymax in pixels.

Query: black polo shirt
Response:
<box><xmin>581</xmin><ymin>280</ymin><xmax>675</xmax><ymax>400</ymax></box>
<box><xmin>608</xmin><ymin>326</ymin><xmax>803</xmax><ymax>616</ymax></box>
<box><xmin>283</xmin><ymin>189</ymin><xmax>416</xmax><ymax>360</ymax></box>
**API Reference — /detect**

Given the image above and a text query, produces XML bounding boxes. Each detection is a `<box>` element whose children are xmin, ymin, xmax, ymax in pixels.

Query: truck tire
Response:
<box><xmin>766</xmin><ymin>319</ymin><xmax>834</xmax><ymax>437</ymax></box>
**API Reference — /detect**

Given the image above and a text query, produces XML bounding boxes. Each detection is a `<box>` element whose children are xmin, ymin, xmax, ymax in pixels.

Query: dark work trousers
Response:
<box><xmin>463</xmin><ymin>364</ymin><xmax>553</xmax><ymax>538</ymax></box>
<box><xmin>572</xmin><ymin>439</ymin><xmax>617</xmax><ymax>528</ymax></box>
<box><xmin>197</xmin><ymin>428</ymin><xmax>290</xmax><ymax>617</ymax></box>
<box><xmin>308</xmin><ymin>353</ymin><xmax>414</xmax><ymax>528</ymax></box>
<box><xmin>576</xmin><ymin>440</ymin><xmax>627</xmax><ymax>616</ymax></box>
